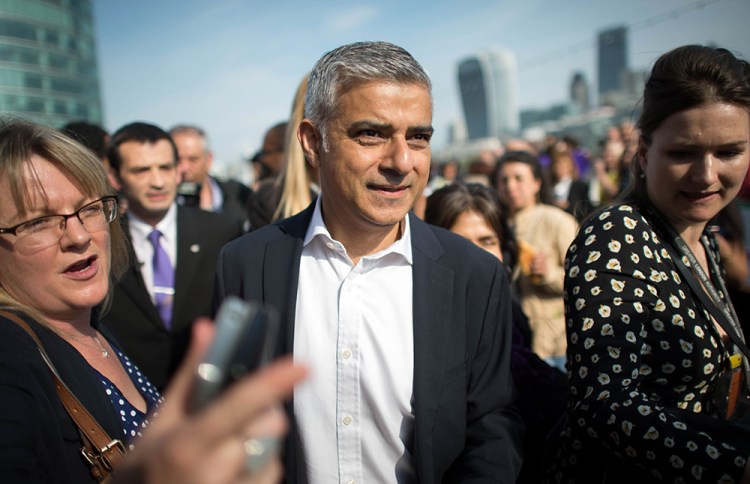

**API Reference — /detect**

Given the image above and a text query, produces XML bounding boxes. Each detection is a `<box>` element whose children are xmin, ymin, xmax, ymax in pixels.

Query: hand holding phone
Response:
<box><xmin>189</xmin><ymin>296</ymin><xmax>279</xmax><ymax>412</ymax></box>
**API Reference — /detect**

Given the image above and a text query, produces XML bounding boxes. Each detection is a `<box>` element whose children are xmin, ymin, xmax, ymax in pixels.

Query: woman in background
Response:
<box><xmin>425</xmin><ymin>182</ymin><xmax>567</xmax><ymax>484</ymax></box>
<box><xmin>548</xmin><ymin>143</ymin><xmax>593</xmax><ymax>222</ymax></box>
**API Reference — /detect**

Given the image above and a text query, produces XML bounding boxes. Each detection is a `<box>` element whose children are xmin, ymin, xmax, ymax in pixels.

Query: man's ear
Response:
<box><xmin>298</xmin><ymin>120</ymin><xmax>321</xmax><ymax>169</ymax></box>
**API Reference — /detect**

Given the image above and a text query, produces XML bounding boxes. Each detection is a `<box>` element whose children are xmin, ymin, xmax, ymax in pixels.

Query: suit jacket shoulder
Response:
<box><xmin>216</xmin><ymin>178</ymin><xmax>253</xmax><ymax>230</ymax></box>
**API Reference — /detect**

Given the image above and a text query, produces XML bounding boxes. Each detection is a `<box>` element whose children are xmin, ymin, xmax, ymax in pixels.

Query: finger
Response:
<box><xmin>169</xmin><ymin>433</ymin><xmax>248</xmax><ymax>484</ymax></box>
<box><xmin>241</xmin><ymin>404</ymin><xmax>287</xmax><ymax>441</ymax></box>
<box><xmin>185</xmin><ymin>358</ymin><xmax>307</xmax><ymax>450</ymax></box>
<box><xmin>238</xmin><ymin>459</ymin><xmax>283</xmax><ymax>484</ymax></box>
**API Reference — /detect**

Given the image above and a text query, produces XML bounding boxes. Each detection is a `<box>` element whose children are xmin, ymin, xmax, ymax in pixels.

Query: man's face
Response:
<box><xmin>113</xmin><ymin>139</ymin><xmax>178</xmax><ymax>226</ymax></box>
<box><xmin>173</xmin><ymin>132</ymin><xmax>212</xmax><ymax>184</ymax></box>
<box><xmin>260</xmin><ymin>130</ymin><xmax>285</xmax><ymax>176</ymax></box>
<box><xmin>300</xmin><ymin>81</ymin><xmax>433</xmax><ymax>239</ymax></box>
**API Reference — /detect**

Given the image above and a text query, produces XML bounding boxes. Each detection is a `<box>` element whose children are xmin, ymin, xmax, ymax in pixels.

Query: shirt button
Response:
<box><xmin>346</xmin><ymin>480</ymin><xmax>356</xmax><ymax>484</ymax></box>
<box><xmin>326</xmin><ymin>242</ymin><xmax>335</xmax><ymax>250</ymax></box>
<box><xmin>342</xmin><ymin>349</ymin><xmax>352</xmax><ymax>360</ymax></box>
<box><xmin>342</xmin><ymin>415</ymin><xmax>353</xmax><ymax>426</ymax></box>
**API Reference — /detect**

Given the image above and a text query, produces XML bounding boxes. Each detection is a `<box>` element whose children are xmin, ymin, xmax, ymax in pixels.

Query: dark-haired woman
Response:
<box><xmin>549</xmin><ymin>45</ymin><xmax>750</xmax><ymax>483</ymax></box>
<box><xmin>425</xmin><ymin>182</ymin><xmax>567</xmax><ymax>484</ymax></box>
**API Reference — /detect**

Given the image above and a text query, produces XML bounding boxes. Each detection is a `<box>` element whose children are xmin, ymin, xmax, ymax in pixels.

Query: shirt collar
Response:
<box><xmin>127</xmin><ymin>202</ymin><xmax>178</xmax><ymax>242</ymax></box>
<box><xmin>303</xmin><ymin>196</ymin><xmax>413</xmax><ymax>264</ymax></box>
<box><xmin>207</xmin><ymin>176</ymin><xmax>223</xmax><ymax>212</ymax></box>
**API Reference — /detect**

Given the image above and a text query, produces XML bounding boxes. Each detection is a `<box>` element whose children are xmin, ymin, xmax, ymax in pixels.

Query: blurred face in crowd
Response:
<box><xmin>260</xmin><ymin>127</ymin><xmax>285</xmax><ymax>176</ymax></box>
<box><xmin>550</xmin><ymin>154</ymin><xmax>575</xmax><ymax>182</ymax></box>
<box><xmin>496</xmin><ymin>161</ymin><xmax>541</xmax><ymax>214</ymax></box>
<box><xmin>0</xmin><ymin>155</ymin><xmax>111</xmax><ymax>320</ymax></box>
<box><xmin>299</xmin><ymin>80</ymin><xmax>433</xmax><ymax>240</ymax></box>
<box><xmin>640</xmin><ymin>102</ymin><xmax>750</xmax><ymax>238</ymax></box>
<box><xmin>173</xmin><ymin>131</ymin><xmax>212</xmax><ymax>184</ymax></box>
<box><xmin>450</xmin><ymin>209</ymin><xmax>503</xmax><ymax>261</ymax></box>
<box><xmin>112</xmin><ymin>139</ymin><xmax>178</xmax><ymax>226</ymax></box>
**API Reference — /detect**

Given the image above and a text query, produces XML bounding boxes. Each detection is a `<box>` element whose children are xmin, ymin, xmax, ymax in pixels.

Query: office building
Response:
<box><xmin>570</xmin><ymin>71</ymin><xmax>590</xmax><ymax>113</ymax></box>
<box><xmin>458</xmin><ymin>48</ymin><xmax>519</xmax><ymax>140</ymax></box>
<box><xmin>597</xmin><ymin>25</ymin><xmax>628</xmax><ymax>105</ymax></box>
<box><xmin>0</xmin><ymin>0</ymin><xmax>103</xmax><ymax>126</ymax></box>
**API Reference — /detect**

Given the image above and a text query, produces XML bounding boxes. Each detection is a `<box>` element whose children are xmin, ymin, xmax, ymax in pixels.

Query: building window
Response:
<box><xmin>0</xmin><ymin>19</ymin><xmax>37</xmax><ymax>42</ymax></box>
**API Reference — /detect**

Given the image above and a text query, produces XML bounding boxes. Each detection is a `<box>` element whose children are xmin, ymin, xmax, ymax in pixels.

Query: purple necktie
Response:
<box><xmin>148</xmin><ymin>229</ymin><xmax>175</xmax><ymax>329</ymax></box>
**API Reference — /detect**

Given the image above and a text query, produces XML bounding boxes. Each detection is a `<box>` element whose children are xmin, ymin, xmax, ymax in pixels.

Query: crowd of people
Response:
<box><xmin>0</xmin><ymin>39</ymin><xmax>749</xmax><ymax>483</ymax></box>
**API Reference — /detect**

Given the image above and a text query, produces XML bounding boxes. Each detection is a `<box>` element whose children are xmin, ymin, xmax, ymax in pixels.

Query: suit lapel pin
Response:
<box><xmin>190</xmin><ymin>244</ymin><xmax>200</xmax><ymax>253</ymax></box>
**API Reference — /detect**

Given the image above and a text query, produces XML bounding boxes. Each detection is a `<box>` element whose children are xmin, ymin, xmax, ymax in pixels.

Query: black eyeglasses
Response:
<box><xmin>0</xmin><ymin>196</ymin><xmax>118</xmax><ymax>255</ymax></box>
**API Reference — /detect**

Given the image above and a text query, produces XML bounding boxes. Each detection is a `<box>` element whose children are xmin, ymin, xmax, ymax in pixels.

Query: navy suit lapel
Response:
<box><xmin>269</xmin><ymin>204</ymin><xmax>313</xmax><ymax>355</ymax></box>
<box><xmin>119</xmin><ymin>243</ymin><xmax>163</xmax><ymax>329</ymax></box>
<box><xmin>409</xmin><ymin>214</ymin><xmax>454</xmax><ymax>481</ymax></box>
<box><xmin>271</xmin><ymin>205</ymin><xmax>314</xmax><ymax>484</ymax></box>
<box><xmin>173</xmin><ymin>207</ymin><xmax>200</xmax><ymax>330</ymax></box>
<box><xmin>118</xmin><ymin>215</ymin><xmax>164</xmax><ymax>329</ymax></box>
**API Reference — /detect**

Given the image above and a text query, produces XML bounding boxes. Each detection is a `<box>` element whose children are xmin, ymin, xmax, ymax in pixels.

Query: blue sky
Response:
<box><xmin>93</xmin><ymin>0</ymin><xmax>749</xmax><ymax>169</ymax></box>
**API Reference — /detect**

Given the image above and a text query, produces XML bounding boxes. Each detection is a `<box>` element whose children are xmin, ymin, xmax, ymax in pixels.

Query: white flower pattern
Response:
<box><xmin>551</xmin><ymin>204</ymin><xmax>745</xmax><ymax>483</ymax></box>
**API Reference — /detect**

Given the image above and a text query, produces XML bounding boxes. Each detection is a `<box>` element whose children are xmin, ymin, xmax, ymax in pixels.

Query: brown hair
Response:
<box><xmin>424</xmin><ymin>182</ymin><xmax>518</xmax><ymax>271</ymax></box>
<box><xmin>627</xmin><ymin>45</ymin><xmax>750</xmax><ymax>202</ymax></box>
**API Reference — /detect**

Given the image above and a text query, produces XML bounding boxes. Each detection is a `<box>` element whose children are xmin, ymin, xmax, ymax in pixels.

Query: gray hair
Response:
<box><xmin>304</xmin><ymin>41</ymin><xmax>432</xmax><ymax>144</ymax></box>
<box><xmin>169</xmin><ymin>124</ymin><xmax>210</xmax><ymax>153</ymax></box>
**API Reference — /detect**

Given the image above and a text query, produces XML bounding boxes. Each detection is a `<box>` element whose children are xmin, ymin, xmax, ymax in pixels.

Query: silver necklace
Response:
<box><xmin>63</xmin><ymin>331</ymin><xmax>111</xmax><ymax>359</ymax></box>
<box><xmin>92</xmin><ymin>335</ymin><xmax>110</xmax><ymax>358</ymax></box>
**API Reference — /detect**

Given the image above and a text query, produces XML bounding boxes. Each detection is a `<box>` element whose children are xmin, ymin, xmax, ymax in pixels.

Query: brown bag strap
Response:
<box><xmin>0</xmin><ymin>310</ymin><xmax>126</xmax><ymax>480</ymax></box>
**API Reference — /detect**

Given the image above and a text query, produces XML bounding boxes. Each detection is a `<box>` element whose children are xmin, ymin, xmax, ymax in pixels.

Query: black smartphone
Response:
<box><xmin>189</xmin><ymin>296</ymin><xmax>280</xmax><ymax>412</ymax></box>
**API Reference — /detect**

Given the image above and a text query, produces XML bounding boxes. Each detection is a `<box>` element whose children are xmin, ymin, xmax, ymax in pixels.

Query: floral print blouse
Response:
<box><xmin>550</xmin><ymin>204</ymin><xmax>750</xmax><ymax>483</ymax></box>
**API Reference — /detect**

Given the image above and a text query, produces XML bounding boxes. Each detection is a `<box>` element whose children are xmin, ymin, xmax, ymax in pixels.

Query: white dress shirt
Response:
<box><xmin>126</xmin><ymin>203</ymin><xmax>178</xmax><ymax>304</ymax></box>
<box><xmin>294</xmin><ymin>196</ymin><xmax>416</xmax><ymax>484</ymax></box>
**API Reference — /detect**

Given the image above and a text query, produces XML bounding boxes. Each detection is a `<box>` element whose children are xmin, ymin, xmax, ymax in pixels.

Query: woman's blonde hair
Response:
<box><xmin>273</xmin><ymin>73</ymin><xmax>318</xmax><ymax>221</ymax></box>
<box><xmin>0</xmin><ymin>118</ymin><xmax>128</xmax><ymax>322</ymax></box>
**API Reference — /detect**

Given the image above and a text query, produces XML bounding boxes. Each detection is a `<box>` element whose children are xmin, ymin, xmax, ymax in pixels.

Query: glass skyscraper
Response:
<box><xmin>0</xmin><ymin>0</ymin><xmax>102</xmax><ymax>127</ymax></box>
<box><xmin>597</xmin><ymin>26</ymin><xmax>628</xmax><ymax>104</ymax></box>
<box><xmin>458</xmin><ymin>48</ymin><xmax>519</xmax><ymax>141</ymax></box>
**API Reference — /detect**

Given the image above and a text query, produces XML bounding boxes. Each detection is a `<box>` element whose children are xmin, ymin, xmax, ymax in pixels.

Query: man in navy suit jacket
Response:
<box><xmin>214</xmin><ymin>41</ymin><xmax>523</xmax><ymax>483</ymax></box>
<box><xmin>103</xmin><ymin>122</ymin><xmax>242</xmax><ymax>390</ymax></box>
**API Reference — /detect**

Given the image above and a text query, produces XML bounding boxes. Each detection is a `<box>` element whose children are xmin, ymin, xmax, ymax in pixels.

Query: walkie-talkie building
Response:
<box><xmin>0</xmin><ymin>0</ymin><xmax>103</xmax><ymax>126</ymax></box>
<box><xmin>458</xmin><ymin>48</ymin><xmax>519</xmax><ymax>140</ymax></box>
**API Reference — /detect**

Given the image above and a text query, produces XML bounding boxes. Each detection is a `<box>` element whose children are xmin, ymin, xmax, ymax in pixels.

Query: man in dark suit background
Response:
<box><xmin>214</xmin><ymin>41</ymin><xmax>523</xmax><ymax>482</ymax></box>
<box><xmin>103</xmin><ymin>122</ymin><xmax>242</xmax><ymax>390</ymax></box>
<box><xmin>170</xmin><ymin>124</ymin><xmax>252</xmax><ymax>231</ymax></box>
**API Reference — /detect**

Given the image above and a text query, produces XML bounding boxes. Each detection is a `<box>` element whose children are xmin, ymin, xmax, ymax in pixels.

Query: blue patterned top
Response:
<box><xmin>96</xmin><ymin>345</ymin><xmax>163</xmax><ymax>451</ymax></box>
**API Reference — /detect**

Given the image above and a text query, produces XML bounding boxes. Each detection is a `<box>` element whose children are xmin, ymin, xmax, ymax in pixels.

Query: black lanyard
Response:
<box><xmin>644</xmin><ymin>205</ymin><xmax>750</xmax><ymax>365</ymax></box>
